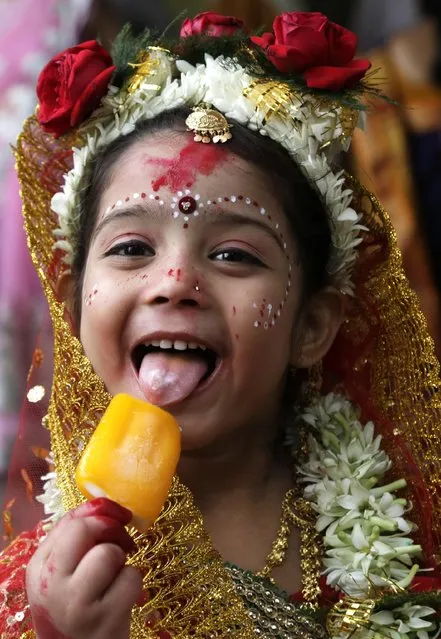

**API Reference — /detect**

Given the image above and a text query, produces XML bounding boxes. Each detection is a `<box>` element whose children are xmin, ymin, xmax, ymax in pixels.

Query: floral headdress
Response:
<box><xmin>37</xmin><ymin>10</ymin><xmax>372</xmax><ymax>294</ymax></box>
<box><xmin>6</xmin><ymin>10</ymin><xmax>441</xmax><ymax>639</ymax></box>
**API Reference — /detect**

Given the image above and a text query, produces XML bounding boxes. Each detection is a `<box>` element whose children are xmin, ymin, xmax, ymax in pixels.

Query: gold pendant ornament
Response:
<box><xmin>185</xmin><ymin>104</ymin><xmax>233</xmax><ymax>143</ymax></box>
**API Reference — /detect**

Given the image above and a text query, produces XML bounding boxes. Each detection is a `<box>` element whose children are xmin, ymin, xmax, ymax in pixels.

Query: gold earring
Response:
<box><xmin>298</xmin><ymin>361</ymin><xmax>323</xmax><ymax>405</ymax></box>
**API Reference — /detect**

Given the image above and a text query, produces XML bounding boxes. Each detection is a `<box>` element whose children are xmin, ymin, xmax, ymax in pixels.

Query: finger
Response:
<box><xmin>50</xmin><ymin>516</ymin><xmax>135</xmax><ymax>577</ymax></box>
<box><xmin>36</xmin><ymin>498</ymin><xmax>132</xmax><ymax>561</ymax></box>
<box><xmin>103</xmin><ymin>564</ymin><xmax>143</xmax><ymax>611</ymax></box>
<box><xmin>73</xmin><ymin>498</ymin><xmax>133</xmax><ymax>525</ymax></box>
<box><xmin>70</xmin><ymin>543</ymin><xmax>127</xmax><ymax>602</ymax></box>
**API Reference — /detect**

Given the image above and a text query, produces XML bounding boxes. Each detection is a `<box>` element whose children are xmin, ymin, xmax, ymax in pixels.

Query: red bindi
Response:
<box><xmin>178</xmin><ymin>195</ymin><xmax>197</xmax><ymax>214</ymax></box>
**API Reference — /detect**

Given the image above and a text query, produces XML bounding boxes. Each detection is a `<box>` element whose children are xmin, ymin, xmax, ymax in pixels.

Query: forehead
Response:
<box><xmin>101</xmin><ymin>132</ymin><xmax>273</xmax><ymax>211</ymax></box>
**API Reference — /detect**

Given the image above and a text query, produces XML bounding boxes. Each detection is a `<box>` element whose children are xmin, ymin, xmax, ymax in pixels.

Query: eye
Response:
<box><xmin>104</xmin><ymin>239</ymin><xmax>155</xmax><ymax>258</ymax></box>
<box><xmin>210</xmin><ymin>248</ymin><xmax>265</xmax><ymax>266</ymax></box>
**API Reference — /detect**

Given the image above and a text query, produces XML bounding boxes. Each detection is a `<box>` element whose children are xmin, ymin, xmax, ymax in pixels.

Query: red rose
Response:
<box><xmin>37</xmin><ymin>40</ymin><xmax>116</xmax><ymax>137</ymax></box>
<box><xmin>180</xmin><ymin>12</ymin><xmax>246</xmax><ymax>38</ymax></box>
<box><xmin>251</xmin><ymin>12</ymin><xmax>370</xmax><ymax>91</ymax></box>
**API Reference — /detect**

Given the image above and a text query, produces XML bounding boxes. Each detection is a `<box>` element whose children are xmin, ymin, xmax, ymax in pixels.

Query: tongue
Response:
<box><xmin>138</xmin><ymin>352</ymin><xmax>209</xmax><ymax>407</ymax></box>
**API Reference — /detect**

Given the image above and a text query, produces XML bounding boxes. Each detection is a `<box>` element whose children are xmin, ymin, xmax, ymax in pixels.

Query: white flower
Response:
<box><xmin>295</xmin><ymin>393</ymin><xmax>420</xmax><ymax>601</ymax></box>
<box><xmin>36</xmin><ymin>455</ymin><xmax>65</xmax><ymax>530</ymax></box>
<box><xmin>370</xmin><ymin>604</ymin><xmax>439</xmax><ymax>639</ymax></box>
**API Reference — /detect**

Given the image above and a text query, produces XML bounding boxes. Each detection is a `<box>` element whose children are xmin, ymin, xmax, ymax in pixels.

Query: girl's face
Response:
<box><xmin>79</xmin><ymin>133</ymin><xmax>332</xmax><ymax>451</ymax></box>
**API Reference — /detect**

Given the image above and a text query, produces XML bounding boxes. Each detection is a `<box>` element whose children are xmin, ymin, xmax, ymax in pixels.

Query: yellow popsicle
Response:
<box><xmin>75</xmin><ymin>394</ymin><xmax>181</xmax><ymax>531</ymax></box>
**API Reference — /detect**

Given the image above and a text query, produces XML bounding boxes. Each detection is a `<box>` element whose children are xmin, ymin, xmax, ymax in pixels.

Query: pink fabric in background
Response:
<box><xmin>0</xmin><ymin>0</ymin><xmax>91</xmax><ymax>471</ymax></box>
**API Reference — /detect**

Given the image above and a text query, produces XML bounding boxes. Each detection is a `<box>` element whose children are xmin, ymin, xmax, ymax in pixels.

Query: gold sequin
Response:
<box><xmin>32</xmin><ymin>348</ymin><xmax>44</xmax><ymax>367</ymax></box>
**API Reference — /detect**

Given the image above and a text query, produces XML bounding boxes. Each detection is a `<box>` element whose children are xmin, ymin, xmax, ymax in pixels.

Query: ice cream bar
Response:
<box><xmin>75</xmin><ymin>393</ymin><xmax>181</xmax><ymax>531</ymax></box>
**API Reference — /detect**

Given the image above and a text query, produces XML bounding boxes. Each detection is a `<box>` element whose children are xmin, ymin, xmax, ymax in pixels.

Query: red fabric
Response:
<box><xmin>251</xmin><ymin>11</ymin><xmax>370</xmax><ymax>89</ymax></box>
<box><xmin>323</xmin><ymin>225</ymin><xmax>437</xmax><ymax>566</ymax></box>
<box><xmin>1</xmin><ymin>330</ymin><xmax>52</xmax><ymax>551</ymax></box>
<box><xmin>0</xmin><ymin>525</ymin><xmax>42</xmax><ymax>636</ymax></box>
<box><xmin>36</xmin><ymin>40</ymin><xmax>115</xmax><ymax>137</ymax></box>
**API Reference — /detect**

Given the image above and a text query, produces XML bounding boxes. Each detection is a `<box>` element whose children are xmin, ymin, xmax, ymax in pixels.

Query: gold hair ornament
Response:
<box><xmin>127</xmin><ymin>46</ymin><xmax>173</xmax><ymax>94</ymax></box>
<box><xmin>185</xmin><ymin>104</ymin><xmax>233</xmax><ymax>143</ymax></box>
<box><xmin>243</xmin><ymin>79</ymin><xmax>359</xmax><ymax>146</ymax></box>
<box><xmin>243</xmin><ymin>79</ymin><xmax>294</xmax><ymax>126</ymax></box>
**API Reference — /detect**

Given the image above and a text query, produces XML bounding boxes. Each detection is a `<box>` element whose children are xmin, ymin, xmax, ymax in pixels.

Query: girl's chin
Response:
<box><xmin>178</xmin><ymin>427</ymin><xmax>225</xmax><ymax>454</ymax></box>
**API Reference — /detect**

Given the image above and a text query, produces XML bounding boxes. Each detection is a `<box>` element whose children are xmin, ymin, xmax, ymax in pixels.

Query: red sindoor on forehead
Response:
<box><xmin>144</xmin><ymin>141</ymin><xmax>228</xmax><ymax>192</ymax></box>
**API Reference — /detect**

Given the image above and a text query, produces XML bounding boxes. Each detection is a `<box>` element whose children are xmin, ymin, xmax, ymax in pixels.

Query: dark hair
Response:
<box><xmin>72</xmin><ymin>108</ymin><xmax>331</xmax><ymax>317</ymax></box>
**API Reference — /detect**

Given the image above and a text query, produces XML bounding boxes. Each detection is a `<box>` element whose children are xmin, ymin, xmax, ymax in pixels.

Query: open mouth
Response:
<box><xmin>132</xmin><ymin>339</ymin><xmax>218</xmax><ymax>379</ymax></box>
<box><xmin>131</xmin><ymin>338</ymin><xmax>220</xmax><ymax>406</ymax></box>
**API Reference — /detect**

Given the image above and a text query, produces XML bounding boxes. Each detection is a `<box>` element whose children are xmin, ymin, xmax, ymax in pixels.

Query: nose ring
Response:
<box><xmin>194</xmin><ymin>285</ymin><xmax>200</xmax><ymax>292</ymax></box>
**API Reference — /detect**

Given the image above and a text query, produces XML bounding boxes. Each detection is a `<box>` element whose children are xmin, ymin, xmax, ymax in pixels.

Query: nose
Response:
<box><xmin>145</xmin><ymin>267</ymin><xmax>202</xmax><ymax>308</ymax></box>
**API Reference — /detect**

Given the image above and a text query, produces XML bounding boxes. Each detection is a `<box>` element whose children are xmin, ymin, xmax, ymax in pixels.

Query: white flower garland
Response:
<box><xmin>35</xmin><ymin>452</ymin><xmax>65</xmax><ymax>531</ymax></box>
<box><xmin>51</xmin><ymin>49</ymin><xmax>365</xmax><ymax>295</ymax></box>
<box><xmin>292</xmin><ymin>393</ymin><xmax>439</xmax><ymax>639</ymax></box>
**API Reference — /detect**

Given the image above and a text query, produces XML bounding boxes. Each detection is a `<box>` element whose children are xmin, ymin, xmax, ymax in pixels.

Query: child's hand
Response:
<box><xmin>26</xmin><ymin>498</ymin><xmax>142</xmax><ymax>639</ymax></box>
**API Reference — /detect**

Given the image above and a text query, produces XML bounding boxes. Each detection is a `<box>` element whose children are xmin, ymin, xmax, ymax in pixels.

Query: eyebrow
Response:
<box><xmin>93</xmin><ymin>202</ymin><xmax>287</xmax><ymax>251</ymax></box>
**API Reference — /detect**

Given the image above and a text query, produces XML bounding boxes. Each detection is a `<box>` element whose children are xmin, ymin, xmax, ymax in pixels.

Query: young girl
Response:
<box><xmin>1</xmin><ymin>10</ymin><xmax>441</xmax><ymax>639</ymax></box>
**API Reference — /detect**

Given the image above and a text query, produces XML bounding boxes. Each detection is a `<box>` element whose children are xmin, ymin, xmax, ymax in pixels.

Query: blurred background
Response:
<box><xmin>2</xmin><ymin>0</ymin><xmax>441</xmax><ymax>508</ymax></box>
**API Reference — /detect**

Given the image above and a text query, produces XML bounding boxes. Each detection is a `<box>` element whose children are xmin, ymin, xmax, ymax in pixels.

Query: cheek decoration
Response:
<box><xmin>253</xmin><ymin>259</ymin><xmax>292</xmax><ymax>331</ymax></box>
<box><xmin>84</xmin><ymin>285</ymin><xmax>98</xmax><ymax>307</ymax></box>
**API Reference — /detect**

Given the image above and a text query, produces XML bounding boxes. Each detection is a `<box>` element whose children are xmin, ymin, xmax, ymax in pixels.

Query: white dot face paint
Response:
<box><xmin>84</xmin><ymin>285</ymin><xmax>99</xmax><ymax>307</ymax></box>
<box><xmin>105</xmin><ymin>190</ymin><xmax>294</xmax><ymax>327</ymax></box>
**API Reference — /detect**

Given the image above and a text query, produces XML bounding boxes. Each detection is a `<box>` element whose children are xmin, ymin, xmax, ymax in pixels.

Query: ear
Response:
<box><xmin>290</xmin><ymin>288</ymin><xmax>345</xmax><ymax>369</ymax></box>
<box><xmin>55</xmin><ymin>270</ymin><xmax>79</xmax><ymax>337</ymax></box>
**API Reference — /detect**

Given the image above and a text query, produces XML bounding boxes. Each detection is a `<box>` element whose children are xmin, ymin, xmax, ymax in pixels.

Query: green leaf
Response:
<box><xmin>375</xmin><ymin>591</ymin><xmax>441</xmax><ymax>612</ymax></box>
<box><xmin>111</xmin><ymin>23</ymin><xmax>158</xmax><ymax>88</ymax></box>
